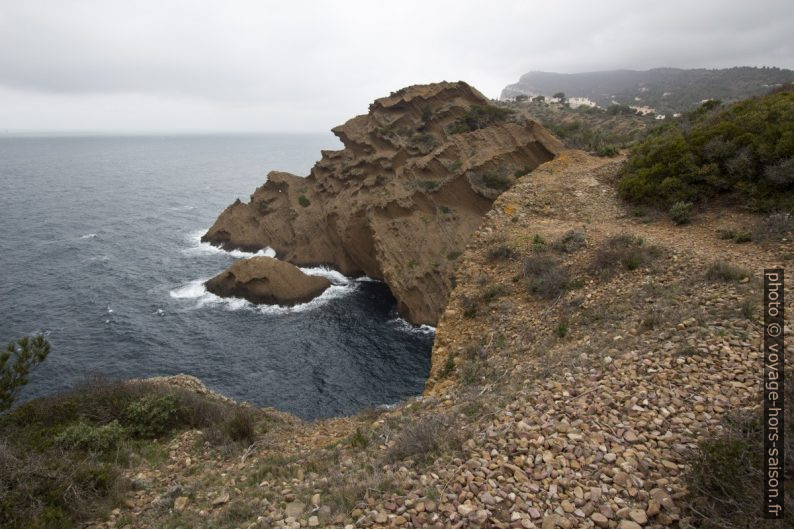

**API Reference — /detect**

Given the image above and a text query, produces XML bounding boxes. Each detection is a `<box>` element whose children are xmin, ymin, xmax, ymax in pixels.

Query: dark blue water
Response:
<box><xmin>0</xmin><ymin>135</ymin><xmax>433</xmax><ymax>420</ymax></box>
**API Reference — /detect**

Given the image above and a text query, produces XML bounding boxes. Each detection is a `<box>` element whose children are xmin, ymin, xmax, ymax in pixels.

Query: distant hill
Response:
<box><xmin>501</xmin><ymin>67</ymin><xmax>794</xmax><ymax>115</ymax></box>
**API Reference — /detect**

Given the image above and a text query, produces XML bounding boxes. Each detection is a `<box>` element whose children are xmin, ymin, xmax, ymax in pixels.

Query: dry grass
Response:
<box><xmin>591</xmin><ymin>234</ymin><xmax>662</xmax><ymax>275</ymax></box>
<box><xmin>523</xmin><ymin>255</ymin><xmax>570</xmax><ymax>299</ymax></box>
<box><xmin>705</xmin><ymin>261</ymin><xmax>750</xmax><ymax>282</ymax></box>
<box><xmin>683</xmin><ymin>381</ymin><xmax>793</xmax><ymax>528</ymax></box>
<box><xmin>386</xmin><ymin>414</ymin><xmax>465</xmax><ymax>465</ymax></box>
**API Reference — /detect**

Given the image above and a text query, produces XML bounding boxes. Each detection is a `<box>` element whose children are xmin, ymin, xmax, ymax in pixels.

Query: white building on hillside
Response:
<box><xmin>568</xmin><ymin>97</ymin><xmax>598</xmax><ymax>109</ymax></box>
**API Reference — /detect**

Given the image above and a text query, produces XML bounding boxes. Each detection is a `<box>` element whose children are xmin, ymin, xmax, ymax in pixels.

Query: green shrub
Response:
<box><xmin>718</xmin><ymin>228</ymin><xmax>753</xmax><ymax>243</ymax></box>
<box><xmin>417</xmin><ymin>180</ymin><xmax>440</xmax><ymax>192</ymax></box>
<box><xmin>446</xmin><ymin>250</ymin><xmax>462</xmax><ymax>261</ymax></box>
<box><xmin>618</xmin><ymin>88</ymin><xmax>794</xmax><ymax>211</ymax></box>
<box><xmin>669</xmin><ymin>201</ymin><xmax>693</xmax><ymax>225</ymax></box>
<box><xmin>54</xmin><ymin>420</ymin><xmax>126</xmax><ymax>452</ymax></box>
<box><xmin>531</xmin><ymin>234</ymin><xmax>547</xmax><ymax>252</ymax></box>
<box><xmin>298</xmin><ymin>195</ymin><xmax>310</xmax><ymax>207</ymax></box>
<box><xmin>595</xmin><ymin>145</ymin><xmax>619</xmax><ymax>157</ymax></box>
<box><xmin>124</xmin><ymin>394</ymin><xmax>179</xmax><ymax>439</ymax></box>
<box><xmin>408</xmin><ymin>132</ymin><xmax>439</xmax><ymax>154</ymax></box>
<box><xmin>446</xmin><ymin>105</ymin><xmax>514</xmax><ymax>134</ymax></box>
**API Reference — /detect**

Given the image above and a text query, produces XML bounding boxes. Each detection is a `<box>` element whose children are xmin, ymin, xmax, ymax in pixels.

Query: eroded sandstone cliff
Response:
<box><xmin>203</xmin><ymin>81</ymin><xmax>562</xmax><ymax>324</ymax></box>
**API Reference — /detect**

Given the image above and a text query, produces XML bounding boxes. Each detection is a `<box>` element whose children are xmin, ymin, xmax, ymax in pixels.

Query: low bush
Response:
<box><xmin>718</xmin><ymin>228</ymin><xmax>753</xmax><ymax>243</ymax></box>
<box><xmin>460</xmin><ymin>295</ymin><xmax>478</xmax><ymax>318</ymax></box>
<box><xmin>124</xmin><ymin>394</ymin><xmax>179</xmax><ymax>439</ymax></box>
<box><xmin>531</xmin><ymin>234</ymin><xmax>547</xmax><ymax>252</ymax></box>
<box><xmin>482</xmin><ymin>285</ymin><xmax>507</xmax><ymax>303</ymax></box>
<box><xmin>417</xmin><ymin>179</ymin><xmax>440</xmax><ymax>192</ymax></box>
<box><xmin>0</xmin><ymin>441</ymin><xmax>125</xmax><ymax>529</ymax></box>
<box><xmin>595</xmin><ymin>145</ymin><xmax>620</xmax><ymax>157</ymax></box>
<box><xmin>552</xmin><ymin>230</ymin><xmax>586</xmax><ymax>253</ymax></box>
<box><xmin>298</xmin><ymin>195</ymin><xmax>310</xmax><ymax>207</ymax></box>
<box><xmin>446</xmin><ymin>105</ymin><xmax>515</xmax><ymax>134</ymax></box>
<box><xmin>523</xmin><ymin>255</ymin><xmax>570</xmax><ymax>299</ymax></box>
<box><xmin>386</xmin><ymin>414</ymin><xmax>464</xmax><ymax>465</ymax></box>
<box><xmin>487</xmin><ymin>243</ymin><xmax>516</xmax><ymax>261</ymax></box>
<box><xmin>408</xmin><ymin>132</ymin><xmax>439</xmax><ymax>154</ymax></box>
<box><xmin>592</xmin><ymin>234</ymin><xmax>661</xmax><ymax>274</ymax></box>
<box><xmin>668</xmin><ymin>201</ymin><xmax>693</xmax><ymax>225</ymax></box>
<box><xmin>220</xmin><ymin>407</ymin><xmax>257</xmax><ymax>445</ymax></box>
<box><xmin>54</xmin><ymin>420</ymin><xmax>126</xmax><ymax>452</ymax></box>
<box><xmin>705</xmin><ymin>261</ymin><xmax>750</xmax><ymax>282</ymax></box>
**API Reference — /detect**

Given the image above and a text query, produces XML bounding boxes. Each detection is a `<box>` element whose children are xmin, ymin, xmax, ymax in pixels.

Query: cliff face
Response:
<box><xmin>202</xmin><ymin>81</ymin><xmax>562</xmax><ymax>324</ymax></box>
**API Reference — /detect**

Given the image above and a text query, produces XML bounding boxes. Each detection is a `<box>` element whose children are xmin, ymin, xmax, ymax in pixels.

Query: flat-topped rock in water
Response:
<box><xmin>204</xmin><ymin>256</ymin><xmax>330</xmax><ymax>306</ymax></box>
<box><xmin>203</xmin><ymin>81</ymin><xmax>563</xmax><ymax>324</ymax></box>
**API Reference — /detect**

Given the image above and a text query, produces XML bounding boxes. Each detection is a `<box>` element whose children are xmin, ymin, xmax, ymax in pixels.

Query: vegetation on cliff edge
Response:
<box><xmin>618</xmin><ymin>86</ymin><xmax>794</xmax><ymax>211</ymax></box>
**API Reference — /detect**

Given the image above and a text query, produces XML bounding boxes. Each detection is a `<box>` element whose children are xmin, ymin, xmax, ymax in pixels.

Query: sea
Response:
<box><xmin>0</xmin><ymin>134</ymin><xmax>433</xmax><ymax>420</ymax></box>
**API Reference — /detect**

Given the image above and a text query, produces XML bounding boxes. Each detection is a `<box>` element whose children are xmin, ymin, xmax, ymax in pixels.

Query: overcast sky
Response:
<box><xmin>1</xmin><ymin>0</ymin><xmax>792</xmax><ymax>134</ymax></box>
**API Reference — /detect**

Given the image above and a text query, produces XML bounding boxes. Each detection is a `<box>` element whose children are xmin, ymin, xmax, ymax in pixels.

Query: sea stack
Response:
<box><xmin>205</xmin><ymin>256</ymin><xmax>331</xmax><ymax>306</ymax></box>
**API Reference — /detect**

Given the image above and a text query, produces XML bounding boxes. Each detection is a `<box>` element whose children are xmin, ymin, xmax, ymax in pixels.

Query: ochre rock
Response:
<box><xmin>204</xmin><ymin>256</ymin><xmax>330</xmax><ymax>306</ymax></box>
<box><xmin>203</xmin><ymin>81</ymin><xmax>562</xmax><ymax>324</ymax></box>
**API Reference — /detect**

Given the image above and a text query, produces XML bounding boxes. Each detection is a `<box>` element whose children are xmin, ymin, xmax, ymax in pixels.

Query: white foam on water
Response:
<box><xmin>169</xmin><ymin>278</ymin><xmax>356</xmax><ymax>314</ymax></box>
<box><xmin>387</xmin><ymin>317</ymin><xmax>436</xmax><ymax>336</ymax></box>
<box><xmin>299</xmin><ymin>266</ymin><xmax>350</xmax><ymax>285</ymax></box>
<box><xmin>183</xmin><ymin>230</ymin><xmax>276</xmax><ymax>258</ymax></box>
<box><xmin>79</xmin><ymin>233</ymin><xmax>97</xmax><ymax>239</ymax></box>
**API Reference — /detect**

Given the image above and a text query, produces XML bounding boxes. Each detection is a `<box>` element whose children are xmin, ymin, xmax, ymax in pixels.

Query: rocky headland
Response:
<box><xmin>202</xmin><ymin>81</ymin><xmax>562</xmax><ymax>324</ymax></box>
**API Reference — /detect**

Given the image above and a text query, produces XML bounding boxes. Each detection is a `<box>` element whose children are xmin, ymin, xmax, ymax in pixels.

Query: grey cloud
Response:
<box><xmin>0</xmin><ymin>0</ymin><xmax>792</xmax><ymax>133</ymax></box>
